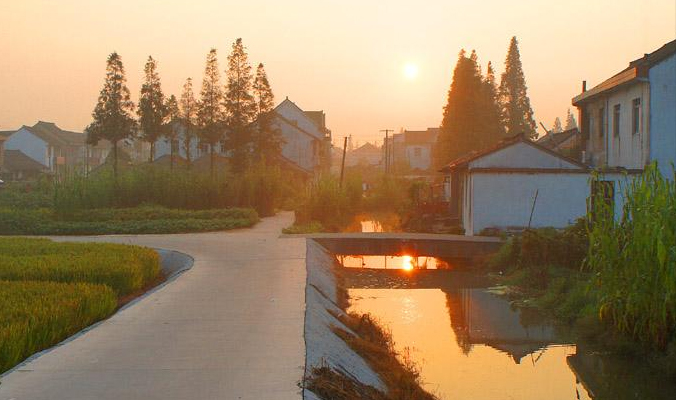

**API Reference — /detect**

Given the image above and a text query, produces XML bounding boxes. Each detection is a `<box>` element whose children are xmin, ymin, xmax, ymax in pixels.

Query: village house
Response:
<box><xmin>384</xmin><ymin>128</ymin><xmax>439</xmax><ymax>173</ymax></box>
<box><xmin>441</xmin><ymin>39</ymin><xmax>675</xmax><ymax>235</ymax></box>
<box><xmin>152</xmin><ymin>97</ymin><xmax>332</xmax><ymax>176</ymax></box>
<box><xmin>345</xmin><ymin>142</ymin><xmax>382</xmax><ymax>168</ymax></box>
<box><xmin>440</xmin><ymin>136</ymin><xmax>632</xmax><ymax>235</ymax></box>
<box><xmin>3</xmin><ymin>121</ymin><xmax>110</xmax><ymax>174</ymax></box>
<box><xmin>573</xmin><ymin>39</ymin><xmax>676</xmax><ymax>173</ymax></box>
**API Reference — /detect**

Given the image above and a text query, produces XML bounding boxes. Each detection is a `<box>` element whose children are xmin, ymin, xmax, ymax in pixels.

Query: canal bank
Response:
<box><xmin>302</xmin><ymin>235</ymin><xmax>676</xmax><ymax>400</ymax></box>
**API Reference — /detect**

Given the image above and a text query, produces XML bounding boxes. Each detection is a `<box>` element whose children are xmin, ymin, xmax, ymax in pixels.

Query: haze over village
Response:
<box><xmin>0</xmin><ymin>1</ymin><xmax>675</xmax><ymax>400</ymax></box>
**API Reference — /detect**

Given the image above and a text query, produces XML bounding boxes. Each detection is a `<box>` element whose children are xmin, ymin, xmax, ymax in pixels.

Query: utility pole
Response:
<box><xmin>380</xmin><ymin>129</ymin><xmax>393</xmax><ymax>173</ymax></box>
<box><xmin>339</xmin><ymin>136</ymin><xmax>348</xmax><ymax>189</ymax></box>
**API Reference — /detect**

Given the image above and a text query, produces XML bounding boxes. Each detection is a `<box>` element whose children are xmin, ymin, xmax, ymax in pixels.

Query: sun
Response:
<box><xmin>403</xmin><ymin>63</ymin><xmax>419</xmax><ymax>80</ymax></box>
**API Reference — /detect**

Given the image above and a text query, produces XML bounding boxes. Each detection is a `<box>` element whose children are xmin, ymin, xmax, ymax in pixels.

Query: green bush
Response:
<box><xmin>294</xmin><ymin>175</ymin><xmax>355</xmax><ymax>230</ymax></box>
<box><xmin>0</xmin><ymin>280</ymin><xmax>117</xmax><ymax>373</ymax></box>
<box><xmin>0</xmin><ymin>206</ymin><xmax>259</xmax><ymax>235</ymax></box>
<box><xmin>0</xmin><ymin>238</ymin><xmax>160</xmax><ymax>295</ymax></box>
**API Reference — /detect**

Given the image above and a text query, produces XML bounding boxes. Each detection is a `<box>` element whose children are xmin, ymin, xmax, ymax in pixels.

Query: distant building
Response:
<box><xmin>536</xmin><ymin>127</ymin><xmax>583</xmax><ymax>160</ymax></box>
<box><xmin>572</xmin><ymin>39</ymin><xmax>676</xmax><ymax>173</ymax></box>
<box><xmin>346</xmin><ymin>142</ymin><xmax>382</xmax><ymax>168</ymax></box>
<box><xmin>272</xmin><ymin>97</ymin><xmax>332</xmax><ymax>175</ymax></box>
<box><xmin>3</xmin><ymin>121</ymin><xmax>110</xmax><ymax>173</ymax></box>
<box><xmin>1</xmin><ymin>149</ymin><xmax>48</xmax><ymax>181</ymax></box>
<box><xmin>384</xmin><ymin>128</ymin><xmax>439</xmax><ymax>173</ymax></box>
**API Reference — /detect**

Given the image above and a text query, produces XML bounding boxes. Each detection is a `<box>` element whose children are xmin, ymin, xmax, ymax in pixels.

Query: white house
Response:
<box><xmin>152</xmin><ymin>97</ymin><xmax>332</xmax><ymax>176</ymax></box>
<box><xmin>4</xmin><ymin>121</ymin><xmax>109</xmax><ymax>173</ymax></box>
<box><xmin>346</xmin><ymin>142</ymin><xmax>382</xmax><ymax>168</ymax></box>
<box><xmin>573</xmin><ymin>39</ymin><xmax>676</xmax><ymax>174</ymax></box>
<box><xmin>273</xmin><ymin>97</ymin><xmax>332</xmax><ymax>175</ymax></box>
<box><xmin>385</xmin><ymin>128</ymin><xmax>439</xmax><ymax>172</ymax></box>
<box><xmin>440</xmin><ymin>136</ymin><xmax>634</xmax><ymax>235</ymax></box>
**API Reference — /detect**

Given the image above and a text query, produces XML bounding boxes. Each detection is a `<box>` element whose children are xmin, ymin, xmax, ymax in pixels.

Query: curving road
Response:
<box><xmin>0</xmin><ymin>212</ymin><xmax>306</xmax><ymax>400</ymax></box>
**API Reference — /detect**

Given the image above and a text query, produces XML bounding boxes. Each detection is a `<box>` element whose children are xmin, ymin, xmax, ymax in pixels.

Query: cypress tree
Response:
<box><xmin>252</xmin><ymin>63</ymin><xmax>282</xmax><ymax>163</ymax></box>
<box><xmin>164</xmin><ymin>94</ymin><xmax>180</xmax><ymax>170</ymax></box>
<box><xmin>86</xmin><ymin>52</ymin><xmax>135</xmax><ymax>183</ymax></box>
<box><xmin>138</xmin><ymin>56</ymin><xmax>167</xmax><ymax>162</ymax></box>
<box><xmin>480</xmin><ymin>61</ymin><xmax>506</xmax><ymax>146</ymax></box>
<box><xmin>223</xmin><ymin>38</ymin><xmax>256</xmax><ymax>172</ymax></box>
<box><xmin>498</xmin><ymin>36</ymin><xmax>537</xmax><ymax>139</ymax></box>
<box><xmin>552</xmin><ymin>117</ymin><xmax>563</xmax><ymax>133</ymax></box>
<box><xmin>197</xmin><ymin>49</ymin><xmax>225</xmax><ymax>177</ymax></box>
<box><xmin>434</xmin><ymin>50</ymin><xmax>485</xmax><ymax>167</ymax></box>
<box><xmin>180</xmin><ymin>77</ymin><xmax>198</xmax><ymax>167</ymax></box>
<box><xmin>565</xmin><ymin>108</ymin><xmax>578</xmax><ymax>130</ymax></box>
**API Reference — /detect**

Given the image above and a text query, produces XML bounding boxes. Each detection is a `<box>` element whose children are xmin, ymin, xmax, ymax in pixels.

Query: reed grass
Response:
<box><xmin>587</xmin><ymin>163</ymin><xmax>676</xmax><ymax>348</ymax></box>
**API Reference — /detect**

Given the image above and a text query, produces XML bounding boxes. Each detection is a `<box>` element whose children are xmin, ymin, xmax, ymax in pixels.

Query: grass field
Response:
<box><xmin>0</xmin><ymin>238</ymin><xmax>161</xmax><ymax>373</ymax></box>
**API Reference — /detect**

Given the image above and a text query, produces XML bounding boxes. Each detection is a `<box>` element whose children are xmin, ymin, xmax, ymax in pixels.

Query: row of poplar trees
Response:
<box><xmin>434</xmin><ymin>36</ymin><xmax>537</xmax><ymax>167</ymax></box>
<box><xmin>86</xmin><ymin>38</ymin><xmax>281</xmax><ymax>178</ymax></box>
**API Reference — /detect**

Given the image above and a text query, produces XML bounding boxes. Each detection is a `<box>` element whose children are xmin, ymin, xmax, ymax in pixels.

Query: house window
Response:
<box><xmin>598</xmin><ymin>107</ymin><xmax>605</xmax><ymax>137</ymax></box>
<box><xmin>632</xmin><ymin>98</ymin><xmax>641</xmax><ymax>135</ymax></box>
<box><xmin>414</xmin><ymin>147</ymin><xmax>421</xmax><ymax>157</ymax></box>
<box><xmin>613</xmin><ymin>104</ymin><xmax>621</xmax><ymax>137</ymax></box>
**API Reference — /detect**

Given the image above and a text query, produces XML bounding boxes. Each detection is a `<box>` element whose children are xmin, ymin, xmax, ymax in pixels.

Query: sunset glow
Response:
<box><xmin>402</xmin><ymin>255</ymin><xmax>414</xmax><ymax>271</ymax></box>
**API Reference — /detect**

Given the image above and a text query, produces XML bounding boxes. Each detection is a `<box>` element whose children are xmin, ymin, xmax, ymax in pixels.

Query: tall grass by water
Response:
<box><xmin>587</xmin><ymin>163</ymin><xmax>676</xmax><ymax>348</ymax></box>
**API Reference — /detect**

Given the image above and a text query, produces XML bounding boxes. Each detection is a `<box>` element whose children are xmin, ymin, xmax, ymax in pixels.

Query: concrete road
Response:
<box><xmin>0</xmin><ymin>212</ymin><xmax>306</xmax><ymax>400</ymax></box>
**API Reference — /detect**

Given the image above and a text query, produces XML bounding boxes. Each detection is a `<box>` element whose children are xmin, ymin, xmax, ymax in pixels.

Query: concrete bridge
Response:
<box><xmin>285</xmin><ymin>232</ymin><xmax>504</xmax><ymax>259</ymax></box>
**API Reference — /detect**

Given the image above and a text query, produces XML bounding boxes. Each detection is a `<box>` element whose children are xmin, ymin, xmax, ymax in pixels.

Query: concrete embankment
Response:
<box><xmin>303</xmin><ymin>239</ymin><xmax>385</xmax><ymax>399</ymax></box>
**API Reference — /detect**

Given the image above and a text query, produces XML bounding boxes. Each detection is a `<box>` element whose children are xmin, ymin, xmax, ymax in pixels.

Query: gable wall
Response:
<box><xmin>5</xmin><ymin>128</ymin><xmax>49</xmax><ymax>167</ymax></box>
<box><xmin>649</xmin><ymin>52</ymin><xmax>676</xmax><ymax>175</ymax></box>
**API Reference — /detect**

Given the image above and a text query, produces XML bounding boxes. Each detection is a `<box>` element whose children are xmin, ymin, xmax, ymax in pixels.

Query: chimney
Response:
<box><xmin>582</xmin><ymin>80</ymin><xmax>587</xmax><ymax>92</ymax></box>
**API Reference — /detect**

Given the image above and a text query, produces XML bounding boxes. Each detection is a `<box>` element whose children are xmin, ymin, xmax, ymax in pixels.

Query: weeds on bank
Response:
<box><xmin>312</xmin><ymin>311</ymin><xmax>438</xmax><ymax>400</ymax></box>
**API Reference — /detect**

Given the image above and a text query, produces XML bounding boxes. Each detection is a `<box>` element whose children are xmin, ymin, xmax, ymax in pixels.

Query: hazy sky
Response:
<box><xmin>1</xmin><ymin>0</ymin><xmax>674</xmax><ymax>144</ymax></box>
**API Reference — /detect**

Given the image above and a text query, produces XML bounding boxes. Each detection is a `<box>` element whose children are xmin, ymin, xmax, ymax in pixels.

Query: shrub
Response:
<box><xmin>0</xmin><ymin>280</ymin><xmax>117</xmax><ymax>373</ymax></box>
<box><xmin>0</xmin><ymin>206</ymin><xmax>259</xmax><ymax>235</ymax></box>
<box><xmin>0</xmin><ymin>238</ymin><xmax>160</xmax><ymax>295</ymax></box>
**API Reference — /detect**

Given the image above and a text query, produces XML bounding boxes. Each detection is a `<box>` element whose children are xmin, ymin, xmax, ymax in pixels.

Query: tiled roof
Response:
<box><xmin>573</xmin><ymin>39</ymin><xmax>676</xmax><ymax>105</ymax></box>
<box><xmin>3</xmin><ymin>149</ymin><xmax>48</xmax><ymax>172</ymax></box>
<box><xmin>439</xmin><ymin>134</ymin><xmax>587</xmax><ymax>173</ymax></box>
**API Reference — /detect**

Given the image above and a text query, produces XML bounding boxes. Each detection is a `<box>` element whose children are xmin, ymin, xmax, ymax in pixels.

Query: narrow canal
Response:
<box><xmin>335</xmin><ymin>216</ymin><xmax>675</xmax><ymax>399</ymax></box>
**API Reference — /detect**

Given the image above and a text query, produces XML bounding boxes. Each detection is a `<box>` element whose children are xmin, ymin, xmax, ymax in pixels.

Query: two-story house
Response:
<box><xmin>572</xmin><ymin>39</ymin><xmax>676</xmax><ymax>173</ymax></box>
<box><xmin>384</xmin><ymin>128</ymin><xmax>439</xmax><ymax>173</ymax></box>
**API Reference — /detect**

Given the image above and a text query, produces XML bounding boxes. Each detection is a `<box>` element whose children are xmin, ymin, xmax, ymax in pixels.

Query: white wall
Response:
<box><xmin>470</xmin><ymin>141</ymin><xmax>581</xmax><ymax>169</ymax></box>
<box><xmin>468</xmin><ymin>172</ymin><xmax>590</xmax><ymax>234</ymax></box>
<box><xmin>4</xmin><ymin>128</ymin><xmax>48</xmax><ymax>167</ymax></box>
<box><xmin>278</xmin><ymin>119</ymin><xmax>317</xmax><ymax>172</ymax></box>
<box><xmin>405</xmin><ymin>144</ymin><xmax>432</xmax><ymax>170</ymax></box>
<box><xmin>649</xmin><ymin>53</ymin><xmax>676</xmax><ymax>175</ymax></box>
<box><xmin>276</xmin><ymin>100</ymin><xmax>324</xmax><ymax>139</ymax></box>
<box><xmin>583</xmin><ymin>82</ymin><xmax>650</xmax><ymax>169</ymax></box>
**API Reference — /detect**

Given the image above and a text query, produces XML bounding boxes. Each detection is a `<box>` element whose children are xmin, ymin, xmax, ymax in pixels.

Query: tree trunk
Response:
<box><xmin>149</xmin><ymin>141</ymin><xmax>154</xmax><ymax>163</ymax></box>
<box><xmin>210</xmin><ymin>143</ymin><xmax>215</xmax><ymax>178</ymax></box>
<box><xmin>170</xmin><ymin>145</ymin><xmax>174</xmax><ymax>171</ymax></box>
<box><xmin>112</xmin><ymin>140</ymin><xmax>119</xmax><ymax>188</ymax></box>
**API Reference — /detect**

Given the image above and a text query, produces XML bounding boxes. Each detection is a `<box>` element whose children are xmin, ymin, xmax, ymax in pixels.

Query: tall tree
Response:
<box><xmin>480</xmin><ymin>61</ymin><xmax>506</xmax><ymax>145</ymax></box>
<box><xmin>180</xmin><ymin>77</ymin><xmax>198</xmax><ymax>167</ymax></box>
<box><xmin>164</xmin><ymin>94</ymin><xmax>180</xmax><ymax>170</ymax></box>
<box><xmin>498</xmin><ymin>36</ymin><xmax>537</xmax><ymax>139</ymax></box>
<box><xmin>433</xmin><ymin>50</ymin><xmax>488</xmax><ymax>167</ymax></box>
<box><xmin>197</xmin><ymin>49</ymin><xmax>225</xmax><ymax>177</ymax></box>
<box><xmin>223</xmin><ymin>38</ymin><xmax>256</xmax><ymax>172</ymax></box>
<box><xmin>552</xmin><ymin>117</ymin><xmax>563</xmax><ymax>133</ymax></box>
<box><xmin>138</xmin><ymin>56</ymin><xmax>167</xmax><ymax>162</ymax></box>
<box><xmin>86</xmin><ymin>52</ymin><xmax>135</xmax><ymax>182</ymax></box>
<box><xmin>252</xmin><ymin>63</ymin><xmax>282</xmax><ymax>163</ymax></box>
<box><xmin>565</xmin><ymin>108</ymin><xmax>578</xmax><ymax>130</ymax></box>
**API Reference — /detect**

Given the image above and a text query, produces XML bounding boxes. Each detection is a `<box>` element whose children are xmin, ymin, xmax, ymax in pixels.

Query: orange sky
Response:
<box><xmin>1</xmin><ymin>0</ymin><xmax>674</xmax><ymax>144</ymax></box>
